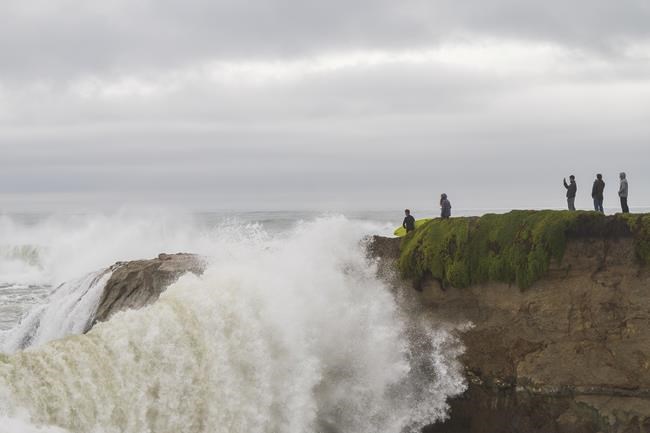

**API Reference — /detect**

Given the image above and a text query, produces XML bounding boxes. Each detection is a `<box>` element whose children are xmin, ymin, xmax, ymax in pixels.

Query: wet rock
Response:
<box><xmin>91</xmin><ymin>253</ymin><xmax>206</xmax><ymax>327</ymax></box>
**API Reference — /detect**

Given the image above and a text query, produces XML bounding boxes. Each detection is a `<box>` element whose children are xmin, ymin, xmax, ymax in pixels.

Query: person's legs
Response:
<box><xmin>568</xmin><ymin>197</ymin><xmax>576</xmax><ymax>211</ymax></box>
<box><xmin>621</xmin><ymin>197</ymin><xmax>630</xmax><ymax>213</ymax></box>
<box><xmin>593</xmin><ymin>198</ymin><xmax>599</xmax><ymax>212</ymax></box>
<box><xmin>596</xmin><ymin>199</ymin><xmax>604</xmax><ymax>213</ymax></box>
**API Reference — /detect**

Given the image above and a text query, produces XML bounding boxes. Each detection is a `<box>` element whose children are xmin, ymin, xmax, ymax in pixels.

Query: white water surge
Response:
<box><xmin>0</xmin><ymin>270</ymin><xmax>112</xmax><ymax>352</ymax></box>
<box><xmin>0</xmin><ymin>216</ymin><xmax>466</xmax><ymax>433</ymax></box>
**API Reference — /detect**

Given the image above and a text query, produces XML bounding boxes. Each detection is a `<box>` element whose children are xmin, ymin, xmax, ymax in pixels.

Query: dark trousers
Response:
<box><xmin>567</xmin><ymin>197</ymin><xmax>576</xmax><ymax>211</ymax></box>
<box><xmin>593</xmin><ymin>198</ymin><xmax>604</xmax><ymax>213</ymax></box>
<box><xmin>620</xmin><ymin>197</ymin><xmax>629</xmax><ymax>213</ymax></box>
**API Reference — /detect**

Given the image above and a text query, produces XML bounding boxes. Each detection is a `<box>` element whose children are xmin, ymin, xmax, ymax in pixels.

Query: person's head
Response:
<box><xmin>620</xmin><ymin>172</ymin><xmax>626</xmax><ymax>180</ymax></box>
<box><xmin>404</xmin><ymin>209</ymin><xmax>410</xmax><ymax>215</ymax></box>
<box><xmin>441</xmin><ymin>193</ymin><xmax>447</xmax><ymax>200</ymax></box>
<box><xmin>569</xmin><ymin>175</ymin><xmax>575</xmax><ymax>181</ymax></box>
<box><xmin>597</xmin><ymin>174</ymin><xmax>602</xmax><ymax>180</ymax></box>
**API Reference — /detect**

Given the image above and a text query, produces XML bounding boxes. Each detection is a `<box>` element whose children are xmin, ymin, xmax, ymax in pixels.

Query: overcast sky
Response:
<box><xmin>1</xmin><ymin>0</ymin><xmax>649</xmax><ymax>212</ymax></box>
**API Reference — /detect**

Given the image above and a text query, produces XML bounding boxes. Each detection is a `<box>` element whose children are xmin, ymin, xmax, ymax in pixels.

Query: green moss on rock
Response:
<box><xmin>398</xmin><ymin>210</ymin><xmax>632</xmax><ymax>289</ymax></box>
<box><xmin>620</xmin><ymin>213</ymin><xmax>650</xmax><ymax>265</ymax></box>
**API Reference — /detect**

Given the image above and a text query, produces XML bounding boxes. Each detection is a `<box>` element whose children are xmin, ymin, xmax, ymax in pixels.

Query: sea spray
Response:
<box><xmin>0</xmin><ymin>211</ymin><xmax>236</xmax><ymax>286</ymax></box>
<box><xmin>0</xmin><ymin>211</ymin><xmax>271</xmax><ymax>331</ymax></box>
<box><xmin>0</xmin><ymin>270</ymin><xmax>112</xmax><ymax>352</ymax></box>
<box><xmin>0</xmin><ymin>415</ymin><xmax>71</xmax><ymax>433</ymax></box>
<box><xmin>0</xmin><ymin>216</ymin><xmax>466</xmax><ymax>432</ymax></box>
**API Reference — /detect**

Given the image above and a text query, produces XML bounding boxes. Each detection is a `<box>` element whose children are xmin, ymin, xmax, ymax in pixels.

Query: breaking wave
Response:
<box><xmin>0</xmin><ymin>215</ymin><xmax>466</xmax><ymax>433</ymax></box>
<box><xmin>0</xmin><ymin>270</ymin><xmax>112</xmax><ymax>352</ymax></box>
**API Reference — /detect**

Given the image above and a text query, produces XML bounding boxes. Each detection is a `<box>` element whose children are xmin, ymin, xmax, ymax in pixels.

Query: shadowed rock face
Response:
<box><xmin>91</xmin><ymin>253</ymin><xmax>206</xmax><ymax>326</ymax></box>
<box><xmin>371</xmin><ymin>235</ymin><xmax>650</xmax><ymax>433</ymax></box>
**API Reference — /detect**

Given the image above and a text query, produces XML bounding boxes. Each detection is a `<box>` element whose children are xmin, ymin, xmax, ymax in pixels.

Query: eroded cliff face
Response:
<box><xmin>373</xmin><ymin>234</ymin><xmax>650</xmax><ymax>433</ymax></box>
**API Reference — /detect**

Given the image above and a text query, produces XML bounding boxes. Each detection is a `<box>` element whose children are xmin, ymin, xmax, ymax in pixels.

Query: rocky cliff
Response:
<box><xmin>372</xmin><ymin>211</ymin><xmax>650</xmax><ymax>433</ymax></box>
<box><xmin>91</xmin><ymin>253</ymin><xmax>206</xmax><ymax>327</ymax></box>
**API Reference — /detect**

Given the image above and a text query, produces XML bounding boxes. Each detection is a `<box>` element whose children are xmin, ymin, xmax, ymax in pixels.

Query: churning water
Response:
<box><xmin>0</xmin><ymin>211</ymin><xmax>466</xmax><ymax>433</ymax></box>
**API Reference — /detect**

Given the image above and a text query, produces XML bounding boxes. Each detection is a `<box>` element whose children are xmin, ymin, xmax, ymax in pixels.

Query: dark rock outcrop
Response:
<box><xmin>91</xmin><ymin>253</ymin><xmax>206</xmax><ymax>326</ymax></box>
<box><xmin>367</xmin><ymin>234</ymin><xmax>401</xmax><ymax>261</ymax></box>
<box><xmin>370</xmin><ymin>234</ymin><xmax>650</xmax><ymax>433</ymax></box>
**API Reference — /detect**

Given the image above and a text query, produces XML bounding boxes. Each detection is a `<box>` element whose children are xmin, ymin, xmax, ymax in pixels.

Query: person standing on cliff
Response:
<box><xmin>440</xmin><ymin>194</ymin><xmax>451</xmax><ymax>219</ymax></box>
<box><xmin>591</xmin><ymin>174</ymin><xmax>605</xmax><ymax>213</ymax></box>
<box><xmin>619</xmin><ymin>172</ymin><xmax>629</xmax><ymax>213</ymax></box>
<box><xmin>563</xmin><ymin>175</ymin><xmax>577</xmax><ymax>211</ymax></box>
<box><xmin>403</xmin><ymin>209</ymin><xmax>416</xmax><ymax>233</ymax></box>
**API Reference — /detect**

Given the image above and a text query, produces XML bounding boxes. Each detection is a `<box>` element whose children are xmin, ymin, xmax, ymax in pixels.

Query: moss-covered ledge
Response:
<box><xmin>398</xmin><ymin>210</ymin><xmax>650</xmax><ymax>289</ymax></box>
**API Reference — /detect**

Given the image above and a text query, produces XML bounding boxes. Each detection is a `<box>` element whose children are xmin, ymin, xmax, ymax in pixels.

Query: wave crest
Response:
<box><xmin>0</xmin><ymin>217</ymin><xmax>466</xmax><ymax>433</ymax></box>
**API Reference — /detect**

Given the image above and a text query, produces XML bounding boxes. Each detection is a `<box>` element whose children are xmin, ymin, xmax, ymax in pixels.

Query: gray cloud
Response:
<box><xmin>1</xmin><ymin>0</ymin><xmax>649</xmax><ymax>79</ymax></box>
<box><xmin>0</xmin><ymin>0</ymin><xmax>649</xmax><ymax>212</ymax></box>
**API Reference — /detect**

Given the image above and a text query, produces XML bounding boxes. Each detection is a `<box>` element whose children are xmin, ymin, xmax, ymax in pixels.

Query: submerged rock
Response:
<box><xmin>92</xmin><ymin>253</ymin><xmax>206</xmax><ymax>326</ymax></box>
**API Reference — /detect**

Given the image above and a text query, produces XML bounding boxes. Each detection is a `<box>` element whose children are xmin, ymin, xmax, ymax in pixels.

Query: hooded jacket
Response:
<box><xmin>440</xmin><ymin>198</ymin><xmax>451</xmax><ymax>218</ymax></box>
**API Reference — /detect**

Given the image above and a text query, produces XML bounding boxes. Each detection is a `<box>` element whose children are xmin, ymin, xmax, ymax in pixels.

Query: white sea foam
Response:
<box><xmin>0</xmin><ymin>211</ymin><xmax>274</xmax><ymax>331</ymax></box>
<box><xmin>0</xmin><ymin>211</ymin><xmax>247</xmax><ymax>287</ymax></box>
<box><xmin>0</xmin><ymin>415</ymin><xmax>71</xmax><ymax>433</ymax></box>
<box><xmin>0</xmin><ymin>270</ymin><xmax>112</xmax><ymax>352</ymax></box>
<box><xmin>0</xmin><ymin>215</ymin><xmax>466</xmax><ymax>432</ymax></box>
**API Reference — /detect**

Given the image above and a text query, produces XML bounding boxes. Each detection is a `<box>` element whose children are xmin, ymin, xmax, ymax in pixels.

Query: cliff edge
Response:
<box><xmin>374</xmin><ymin>211</ymin><xmax>650</xmax><ymax>433</ymax></box>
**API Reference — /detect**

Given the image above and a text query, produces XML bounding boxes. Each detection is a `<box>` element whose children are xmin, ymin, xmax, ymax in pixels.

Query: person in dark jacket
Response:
<box><xmin>403</xmin><ymin>209</ymin><xmax>416</xmax><ymax>233</ymax></box>
<box><xmin>591</xmin><ymin>174</ymin><xmax>605</xmax><ymax>213</ymax></box>
<box><xmin>440</xmin><ymin>194</ymin><xmax>451</xmax><ymax>219</ymax></box>
<box><xmin>563</xmin><ymin>175</ymin><xmax>577</xmax><ymax>211</ymax></box>
<box><xmin>619</xmin><ymin>172</ymin><xmax>629</xmax><ymax>213</ymax></box>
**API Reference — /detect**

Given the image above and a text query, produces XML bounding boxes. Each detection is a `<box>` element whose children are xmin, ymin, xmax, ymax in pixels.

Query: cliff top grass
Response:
<box><xmin>398</xmin><ymin>210</ymin><xmax>650</xmax><ymax>289</ymax></box>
